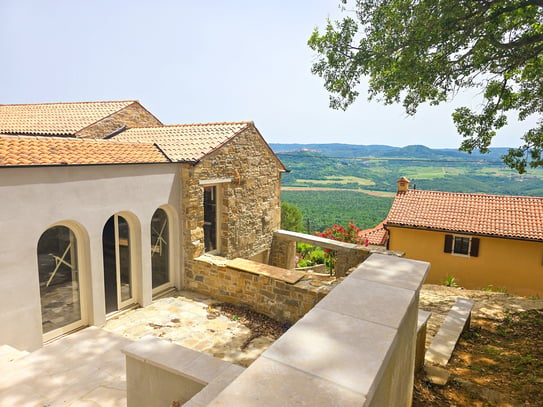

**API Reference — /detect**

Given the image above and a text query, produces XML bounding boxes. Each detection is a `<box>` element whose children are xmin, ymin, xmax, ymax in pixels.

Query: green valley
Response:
<box><xmin>273</xmin><ymin>144</ymin><xmax>543</xmax><ymax>232</ymax></box>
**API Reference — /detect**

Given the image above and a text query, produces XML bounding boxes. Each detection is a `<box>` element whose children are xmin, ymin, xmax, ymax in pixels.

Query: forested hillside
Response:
<box><xmin>274</xmin><ymin>144</ymin><xmax>543</xmax><ymax>232</ymax></box>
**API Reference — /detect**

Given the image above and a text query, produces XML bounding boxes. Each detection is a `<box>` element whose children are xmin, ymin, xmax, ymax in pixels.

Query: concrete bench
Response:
<box><xmin>425</xmin><ymin>297</ymin><xmax>474</xmax><ymax>367</ymax></box>
<box><xmin>122</xmin><ymin>336</ymin><xmax>244</xmax><ymax>407</ymax></box>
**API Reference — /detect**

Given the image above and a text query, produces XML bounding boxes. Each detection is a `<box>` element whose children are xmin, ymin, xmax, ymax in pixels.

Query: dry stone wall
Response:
<box><xmin>187</xmin><ymin>255</ymin><xmax>332</xmax><ymax>323</ymax></box>
<box><xmin>181</xmin><ymin>126</ymin><xmax>283</xmax><ymax>280</ymax></box>
<box><xmin>76</xmin><ymin>103</ymin><xmax>162</xmax><ymax>139</ymax></box>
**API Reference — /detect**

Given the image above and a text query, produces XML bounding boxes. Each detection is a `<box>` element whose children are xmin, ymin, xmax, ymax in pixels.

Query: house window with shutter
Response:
<box><xmin>444</xmin><ymin>234</ymin><xmax>479</xmax><ymax>257</ymax></box>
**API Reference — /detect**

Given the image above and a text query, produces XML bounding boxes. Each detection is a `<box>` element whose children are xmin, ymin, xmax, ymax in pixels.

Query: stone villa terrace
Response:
<box><xmin>0</xmin><ymin>290</ymin><xmax>272</xmax><ymax>406</ymax></box>
<box><xmin>0</xmin><ymin>253</ymin><xmax>429</xmax><ymax>407</ymax></box>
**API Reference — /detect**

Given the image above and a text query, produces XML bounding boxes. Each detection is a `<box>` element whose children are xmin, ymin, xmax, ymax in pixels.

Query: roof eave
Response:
<box><xmin>386</xmin><ymin>223</ymin><xmax>543</xmax><ymax>243</ymax></box>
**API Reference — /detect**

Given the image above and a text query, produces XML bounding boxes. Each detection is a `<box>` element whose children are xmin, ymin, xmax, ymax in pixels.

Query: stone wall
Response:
<box><xmin>186</xmin><ymin>255</ymin><xmax>332</xmax><ymax>323</ymax></box>
<box><xmin>76</xmin><ymin>102</ymin><xmax>162</xmax><ymax>139</ymax></box>
<box><xmin>208</xmin><ymin>254</ymin><xmax>431</xmax><ymax>406</ymax></box>
<box><xmin>270</xmin><ymin>230</ymin><xmax>372</xmax><ymax>276</ymax></box>
<box><xmin>181</xmin><ymin>126</ymin><xmax>284</xmax><ymax>281</ymax></box>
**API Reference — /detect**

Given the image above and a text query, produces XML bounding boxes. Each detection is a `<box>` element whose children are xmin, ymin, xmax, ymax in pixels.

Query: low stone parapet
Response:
<box><xmin>122</xmin><ymin>336</ymin><xmax>244</xmax><ymax>407</ymax></box>
<box><xmin>186</xmin><ymin>254</ymin><xmax>334</xmax><ymax>323</ymax></box>
<box><xmin>270</xmin><ymin>230</ymin><xmax>404</xmax><ymax>277</ymax></box>
<box><xmin>208</xmin><ymin>254</ymin><xmax>430</xmax><ymax>406</ymax></box>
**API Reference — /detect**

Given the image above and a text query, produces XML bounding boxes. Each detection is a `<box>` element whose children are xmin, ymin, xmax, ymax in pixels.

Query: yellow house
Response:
<box><xmin>385</xmin><ymin>177</ymin><xmax>543</xmax><ymax>297</ymax></box>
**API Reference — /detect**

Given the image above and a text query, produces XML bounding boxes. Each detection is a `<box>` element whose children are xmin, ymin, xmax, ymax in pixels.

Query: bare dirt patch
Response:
<box><xmin>415</xmin><ymin>285</ymin><xmax>543</xmax><ymax>406</ymax></box>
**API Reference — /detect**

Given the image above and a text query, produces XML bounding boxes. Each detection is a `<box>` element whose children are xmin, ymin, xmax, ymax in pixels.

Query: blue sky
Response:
<box><xmin>0</xmin><ymin>0</ymin><xmax>532</xmax><ymax>148</ymax></box>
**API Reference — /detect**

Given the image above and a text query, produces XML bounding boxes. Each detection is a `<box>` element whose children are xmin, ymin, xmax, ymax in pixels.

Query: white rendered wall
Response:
<box><xmin>0</xmin><ymin>164</ymin><xmax>181</xmax><ymax>351</ymax></box>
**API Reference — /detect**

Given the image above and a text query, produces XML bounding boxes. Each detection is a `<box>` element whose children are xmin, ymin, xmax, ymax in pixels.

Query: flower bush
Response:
<box><xmin>313</xmin><ymin>221</ymin><xmax>369</xmax><ymax>274</ymax></box>
<box><xmin>316</xmin><ymin>221</ymin><xmax>369</xmax><ymax>247</ymax></box>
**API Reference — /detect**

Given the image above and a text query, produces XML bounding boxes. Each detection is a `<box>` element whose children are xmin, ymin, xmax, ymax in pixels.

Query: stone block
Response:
<box><xmin>350</xmin><ymin>253</ymin><xmax>430</xmax><ymax>291</ymax></box>
<box><xmin>264</xmin><ymin>307</ymin><xmax>397</xmax><ymax>396</ymax></box>
<box><xmin>316</xmin><ymin>278</ymin><xmax>415</xmax><ymax>329</ymax></box>
<box><xmin>424</xmin><ymin>365</ymin><xmax>450</xmax><ymax>386</ymax></box>
<box><xmin>207</xmin><ymin>357</ymin><xmax>366</xmax><ymax>406</ymax></box>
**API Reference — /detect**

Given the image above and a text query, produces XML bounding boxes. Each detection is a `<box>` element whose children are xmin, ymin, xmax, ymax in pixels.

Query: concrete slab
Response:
<box><xmin>316</xmin><ymin>277</ymin><xmax>416</xmax><ymax>329</ymax></box>
<box><xmin>187</xmin><ymin>364</ymin><xmax>245</xmax><ymax>406</ymax></box>
<box><xmin>424</xmin><ymin>365</ymin><xmax>450</xmax><ymax>386</ymax></box>
<box><xmin>263</xmin><ymin>307</ymin><xmax>397</xmax><ymax>396</ymax></box>
<box><xmin>0</xmin><ymin>327</ymin><xmax>131</xmax><ymax>406</ymax></box>
<box><xmin>418</xmin><ymin>310</ymin><xmax>432</xmax><ymax>331</ymax></box>
<box><xmin>425</xmin><ymin>297</ymin><xmax>474</xmax><ymax>367</ymax></box>
<box><xmin>208</xmin><ymin>356</ymin><xmax>367</xmax><ymax>406</ymax></box>
<box><xmin>350</xmin><ymin>253</ymin><xmax>430</xmax><ymax>291</ymax></box>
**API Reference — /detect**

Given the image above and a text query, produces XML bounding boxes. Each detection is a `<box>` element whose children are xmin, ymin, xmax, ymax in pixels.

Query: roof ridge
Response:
<box><xmin>0</xmin><ymin>100</ymin><xmax>138</xmax><ymax>107</ymax></box>
<box><xmin>0</xmin><ymin>134</ymin><xmax>153</xmax><ymax>145</ymax></box>
<box><xmin>161</xmin><ymin>121</ymin><xmax>252</xmax><ymax>127</ymax></box>
<box><xmin>407</xmin><ymin>189</ymin><xmax>543</xmax><ymax>200</ymax></box>
<box><xmin>360</xmin><ymin>220</ymin><xmax>387</xmax><ymax>234</ymax></box>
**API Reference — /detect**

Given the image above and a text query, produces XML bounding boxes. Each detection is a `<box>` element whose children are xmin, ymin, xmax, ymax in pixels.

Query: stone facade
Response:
<box><xmin>187</xmin><ymin>255</ymin><xmax>332</xmax><ymax>323</ymax></box>
<box><xmin>181</xmin><ymin>126</ymin><xmax>284</xmax><ymax>280</ymax></box>
<box><xmin>76</xmin><ymin>102</ymin><xmax>162</xmax><ymax>139</ymax></box>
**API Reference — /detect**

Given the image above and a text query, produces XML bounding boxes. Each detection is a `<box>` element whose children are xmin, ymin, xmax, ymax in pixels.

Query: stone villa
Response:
<box><xmin>0</xmin><ymin>100</ymin><xmax>286</xmax><ymax>350</ymax></box>
<box><xmin>0</xmin><ymin>101</ymin><xmax>430</xmax><ymax>406</ymax></box>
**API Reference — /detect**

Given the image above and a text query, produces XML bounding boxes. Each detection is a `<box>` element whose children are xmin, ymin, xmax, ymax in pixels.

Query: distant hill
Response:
<box><xmin>273</xmin><ymin>144</ymin><xmax>543</xmax><ymax>197</ymax></box>
<box><xmin>270</xmin><ymin>143</ymin><xmax>510</xmax><ymax>162</ymax></box>
<box><xmin>274</xmin><ymin>143</ymin><xmax>543</xmax><ymax>232</ymax></box>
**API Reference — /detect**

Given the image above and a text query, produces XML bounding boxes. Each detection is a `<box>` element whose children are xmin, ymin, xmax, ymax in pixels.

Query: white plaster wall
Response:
<box><xmin>0</xmin><ymin>164</ymin><xmax>181</xmax><ymax>351</ymax></box>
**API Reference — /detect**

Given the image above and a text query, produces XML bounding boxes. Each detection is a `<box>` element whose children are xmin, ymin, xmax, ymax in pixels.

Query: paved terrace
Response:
<box><xmin>0</xmin><ymin>291</ymin><xmax>275</xmax><ymax>406</ymax></box>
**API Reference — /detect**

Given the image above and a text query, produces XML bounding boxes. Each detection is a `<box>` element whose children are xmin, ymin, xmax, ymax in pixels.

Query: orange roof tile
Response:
<box><xmin>387</xmin><ymin>189</ymin><xmax>543</xmax><ymax>241</ymax></box>
<box><xmin>0</xmin><ymin>101</ymin><xmax>137</xmax><ymax>135</ymax></box>
<box><xmin>359</xmin><ymin>221</ymin><xmax>388</xmax><ymax>246</ymax></box>
<box><xmin>114</xmin><ymin>122</ymin><xmax>251</xmax><ymax>162</ymax></box>
<box><xmin>0</xmin><ymin>135</ymin><xmax>170</xmax><ymax>166</ymax></box>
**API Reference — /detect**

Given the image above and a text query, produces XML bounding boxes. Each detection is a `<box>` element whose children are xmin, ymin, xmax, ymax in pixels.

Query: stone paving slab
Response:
<box><xmin>103</xmin><ymin>290</ymin><xmax>275</xmax><ymax>367</ymax></box>
<box><xmin>0</xmin><ymin>327</ymin><xmax>131</xmax><ymax>407</ymax></box>
<box><xmin>0</xmin><ymin>291</ymin><xmax>276</xmax><ymax>406</ymax></box>
<box><xmin>226</xmin><ymin>257</ymin><xmax>304</xmax><ymax>284</ymax></box>
<box><xmin>425</xmin><ymin>297</ymin><xmax>474</xmax><ymax>367</ymax></box>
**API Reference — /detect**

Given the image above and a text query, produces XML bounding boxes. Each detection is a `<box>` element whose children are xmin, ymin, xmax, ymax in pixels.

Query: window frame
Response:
<box><xmin>151</xmin><ymin>207</ymin><xmax>174</xmax><ymax>295</ymax></box>
<box><xmin>444</xmin><ymin>234</ymin><xmax>480</xmax><ymax>258</ymax></box>
<box><xmin>203</xmin><ymin>184</ymin><xmax>221</xmax><ymax>253</ymax></box>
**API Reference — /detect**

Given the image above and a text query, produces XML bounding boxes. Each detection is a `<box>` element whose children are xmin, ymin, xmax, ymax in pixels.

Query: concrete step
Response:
<box><xmin>0</xmin><ymin>327</ymin><xmax>132</xmax><ymax>405</ymax></box>
<box><xmin>425</xmin><ymin>297</ymin><xmax>474</xmax><ymax>367</ymax></box>
<box><xmin>0</xmin><ymin>344</ymin><xmax>29</xmax><ymax>365</ymax></box>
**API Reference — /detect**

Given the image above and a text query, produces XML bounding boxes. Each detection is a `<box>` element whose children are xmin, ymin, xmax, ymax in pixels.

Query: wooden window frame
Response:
<box><xmin>444</xmin><ymin>234</ymin><xmax>479</xmax><ymax>257</ymax></box>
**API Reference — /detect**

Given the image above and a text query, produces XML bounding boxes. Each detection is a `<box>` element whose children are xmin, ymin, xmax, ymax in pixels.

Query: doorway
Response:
<box><xmin>38</xmin><ymin>225</ymin><xmax>85</xmax><ymax>341</ymax></box>
<box><xmin>103</xmin><ymin>214</ymin><xmax>133</xmax><ymax>313</ymax></box>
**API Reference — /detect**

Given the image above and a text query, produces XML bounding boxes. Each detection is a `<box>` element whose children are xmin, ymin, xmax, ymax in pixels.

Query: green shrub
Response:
<box><xmin>442</xmin><ymin>275</ymin><xmax>458</xmax><ymax>287</ymax></box>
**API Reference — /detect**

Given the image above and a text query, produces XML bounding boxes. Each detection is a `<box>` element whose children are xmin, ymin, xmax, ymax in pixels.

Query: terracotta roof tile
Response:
<box><xmin>0</xmin><ymin>101</ymin><xmax>136</xmax><ymax>135</ymax></box>
<box><xmin>387</xmin><ymin>189</ymin><xmax>543</xmax><ymax>241</ymax></box>
<box><xmin>113</xmin><ymin>122</ymin><xmax>251</xmax><ymax>162</ymax></box>
<box><xmin>0</xmin><ymin>135</ymin><xmax>169</xmax><ymax>166</ymax></box>
<box><xmin>359</xmin><ymin>221</ymin><xmax>388</xmax><ymax>246</ymax></box>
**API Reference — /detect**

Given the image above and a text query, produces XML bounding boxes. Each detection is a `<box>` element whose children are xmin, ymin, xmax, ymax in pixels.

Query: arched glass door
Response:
<box><xmin>103</xmin><ymin>214</ymin><xmax>133</xmax><ymax>313</ymax></box>
<box><xmin>151</xmin><ymin>208</ymin><xmax>170</xmax><ymax>289</ymax></box>
<box><xmin>38</xmin><ymin>225</ymin><xmax>84</xmax><ymax>340</ymax></box>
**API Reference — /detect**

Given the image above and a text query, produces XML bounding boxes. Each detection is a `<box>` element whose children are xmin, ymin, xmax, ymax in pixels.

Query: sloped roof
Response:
<box><xmin>114</xmin><ymin>122</ymin><xmax>253</xmax><ymax>162</ymax></box>
<box><xmin>0</xmin><ymin>135</ymin><xmax>170</xmax><ymax>167</ymax></box>
<box><xmin>387</xmin><ymin>189</ymin><xmax>543</xmax><ymax>241</ymax></box>
<box><xmin>359</xmin><ymin>221</ymin><xmax>388</xmax><ymax>246</ymax></box>
<box><xmin>0</xmin><ymin>101</ymin><xmax>137</xmax><ymax>136</ymax></box>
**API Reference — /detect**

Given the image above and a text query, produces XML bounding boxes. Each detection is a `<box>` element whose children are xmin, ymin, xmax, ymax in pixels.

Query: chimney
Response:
<box><xmin>396</xmin><ymin>176</ymin><xmax>410</xmax><ymax>193</ymax></box>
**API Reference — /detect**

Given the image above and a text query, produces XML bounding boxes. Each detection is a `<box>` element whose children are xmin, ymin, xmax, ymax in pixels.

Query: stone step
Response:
<box><xmin>0</xmin><ymin>327</ymin><xmax>132</xmax><ymax>405</ymax></box>
<box><xmin>425</xmin><ymin>297</ymin><xmax>474</xmax><ymax>367</ymax></box>
<box><xmin>0</xmin><ymin>344</ymin><xmax>29</xmax><ymax>364</ymax></box>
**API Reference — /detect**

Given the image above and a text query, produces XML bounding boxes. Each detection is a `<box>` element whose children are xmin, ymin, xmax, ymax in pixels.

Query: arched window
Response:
<box><xmin>151</xmin><ymin>208</ymin><xmax>170</xmax><ymax>289</ymax></box>
<box><xmin>103</xmin><ymin>214</ymin><xmax>134</xmax><ymax>313</ymax></box>
<box><xmin>37</xmin><ymin>225</ymin><xmax>83</xmax><ymax>338</ymax></box>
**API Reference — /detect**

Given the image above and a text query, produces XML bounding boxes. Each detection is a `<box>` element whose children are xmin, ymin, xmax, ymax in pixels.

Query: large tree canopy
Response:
<box><xmin>309</xmin><ymin>0</ymin><xmax>543</xmax><ymax>173</ymax></box>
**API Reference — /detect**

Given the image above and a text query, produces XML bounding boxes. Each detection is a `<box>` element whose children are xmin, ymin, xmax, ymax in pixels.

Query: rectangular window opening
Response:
<box><xmin>204</xmin><ymin>186</ymin><xmax>218</xmax><ymax>252</ymax></box>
